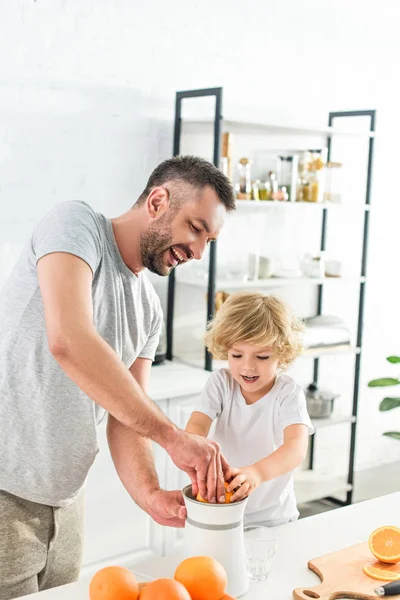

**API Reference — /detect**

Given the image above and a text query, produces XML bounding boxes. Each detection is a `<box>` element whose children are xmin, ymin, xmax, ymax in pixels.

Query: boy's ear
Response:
<box><xmin>146</xmin><ymin>186</ymin><xmax>170</xmax><ymax>219</ymax></box>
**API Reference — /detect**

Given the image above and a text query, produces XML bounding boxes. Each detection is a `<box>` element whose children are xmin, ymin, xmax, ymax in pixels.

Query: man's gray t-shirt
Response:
<box><xmin>0</xmin><ymin>201</ymin><xmax>162</xmax><ymax>507</ymax></box>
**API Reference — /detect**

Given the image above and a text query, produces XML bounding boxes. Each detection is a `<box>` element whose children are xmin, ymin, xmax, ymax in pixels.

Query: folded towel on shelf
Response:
<box><xmin>303</xmin><ymin>315</ymin><xmax>351</xmax><ymax>349</ymax></box>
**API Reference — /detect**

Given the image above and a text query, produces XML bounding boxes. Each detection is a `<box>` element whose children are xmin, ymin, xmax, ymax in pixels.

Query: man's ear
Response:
<box><xmin>146</xmin><ymin>186</ymin><xmax>170</xmax><ymax>219</ymax></box>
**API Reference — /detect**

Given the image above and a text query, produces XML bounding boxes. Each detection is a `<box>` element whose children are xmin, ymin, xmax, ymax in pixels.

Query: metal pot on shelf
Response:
<box><xmin>305</xmin><ymin>383</ymin><xmax>339</xmax><ymax>418</ymax></box>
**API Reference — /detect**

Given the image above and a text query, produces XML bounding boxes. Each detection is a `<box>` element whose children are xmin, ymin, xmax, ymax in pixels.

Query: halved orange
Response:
<box><xmin>196</xmin><ymin>482</ymin><xmax>233</xmax><ymax>504</ymax></box>
<box><xmin>363</xmin><ymin>561</ymin><xmax>400</xmax><ymax>581</ymax></box>
<box><xmin>369</xmin><ymin>526</ymin><xmax>400</xmax><ymax>563</ymax></box>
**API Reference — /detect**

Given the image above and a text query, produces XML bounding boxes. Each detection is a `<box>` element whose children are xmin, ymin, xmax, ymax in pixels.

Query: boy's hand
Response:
<box><xmin>226</xmin><ymin>465</ymin><xmax>262</xmax><ymax>502</ymax></box>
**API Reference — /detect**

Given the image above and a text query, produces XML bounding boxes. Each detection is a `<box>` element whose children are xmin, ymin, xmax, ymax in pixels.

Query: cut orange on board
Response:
<box><xmin>363</xmin><ymin>561</ymin><xmax>400</xmax><ymax>581</ymax></box>
<box><xmin>196</xmin><ymin>482</ymin><xmax>233</xmax><ymax>503</ymax></box>
<box><xmin>369</xmin><ymin>526</ymin><xmax>400</xmax><ymax>563</ymax></box>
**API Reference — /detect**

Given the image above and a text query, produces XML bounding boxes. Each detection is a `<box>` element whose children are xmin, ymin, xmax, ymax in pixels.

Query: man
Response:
<box><xmin>0</xmin><ymin>155</ymin><xmax>236</xmax><ymax>599</ymax></box>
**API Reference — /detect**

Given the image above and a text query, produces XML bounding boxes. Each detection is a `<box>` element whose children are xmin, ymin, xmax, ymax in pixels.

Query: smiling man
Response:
<box><xmin>0</xmin><ymin>155</ymin><xmax>235</xmax><ymax>599</ymax></box>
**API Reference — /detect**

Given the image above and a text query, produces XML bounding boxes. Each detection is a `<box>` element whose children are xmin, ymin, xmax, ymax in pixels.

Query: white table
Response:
<box><xmin>18</xmin><ymin>492</ymin><xmax>400</xmax><ymax>599</ymax></box>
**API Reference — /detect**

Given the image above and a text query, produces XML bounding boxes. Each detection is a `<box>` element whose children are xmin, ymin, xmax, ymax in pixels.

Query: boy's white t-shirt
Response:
<box><xmin>195</xmin><ymin>369</ymin><xmax>314</xmax><ymax>526</ymax></box>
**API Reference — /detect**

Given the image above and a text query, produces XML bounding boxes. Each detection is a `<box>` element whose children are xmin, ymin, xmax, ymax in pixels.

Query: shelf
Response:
<box><xmin>177</xmin><ymin>276</ymin><xmax>365</xmax><ymax>291</ymax></box>
<box><xmin>294</xmin><ymin>471</ymin><xmax>352</xmax><ymax>505</ymax></box>
<box><xmin>302</xmin><ymin>345</ymin><xmax>361</xmax><ymax>358</ymax></box>
<box><xmin>176</xmin><ymin>346</ymin><xmax>360</xmax><ymax>372</ymax></box>
<box><xmin>311</xmin><ymin>415</ymin><xmax>357</xmax><ymax>430</ymax></box>
<box><xmin>182</xmin><ymin>118</ymin><xmax>375</xmax><ymax>139</ymax></box>
<box><xmin>233</xmin><ymin>200</ymin><xmax>371</xmax><ymax>211</ymax></box>
<box><xmin>149</xmin><ymin>360</ymin><xmax>210</xmax><ymax>401</ymax></box>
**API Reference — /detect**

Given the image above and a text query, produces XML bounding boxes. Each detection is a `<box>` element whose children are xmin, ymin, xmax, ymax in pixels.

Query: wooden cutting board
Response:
<box><xmin>293</xmin><ymin>542</ymin><xmax>400</xmax><ymax>600</ymax></box>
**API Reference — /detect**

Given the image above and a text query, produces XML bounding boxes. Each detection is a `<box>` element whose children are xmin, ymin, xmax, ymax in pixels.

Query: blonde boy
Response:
<box><xmin>186</xmin><ymin>292</ymin><xmax>314</xmax><ymax>526</ymax></box>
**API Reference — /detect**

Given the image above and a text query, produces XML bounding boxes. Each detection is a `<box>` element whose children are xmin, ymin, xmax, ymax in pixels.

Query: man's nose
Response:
<box><xmin>191</xmin><ymin>238</ymin><xmax>208</xmax><ymax>260</ymax></box>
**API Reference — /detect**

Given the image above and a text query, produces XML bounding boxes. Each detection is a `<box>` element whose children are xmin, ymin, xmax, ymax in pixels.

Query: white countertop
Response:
<box><xmin>18</xmin><ymin>492</ymin><xmax>400</xmax><ymax>600</ymax></box>
<box><xmin>149</xmin><ymin>360</ymin><xmax>211</xmax><ymax>401</ymax></box>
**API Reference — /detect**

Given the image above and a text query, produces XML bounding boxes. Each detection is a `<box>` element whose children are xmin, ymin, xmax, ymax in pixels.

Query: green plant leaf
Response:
<box><xmin>387</xmin><ymin>356</ymin><xmax>400</xmax><ymax>364</ymax></box>
<box><xmin>368</xmin><ymin>378</ymin><xmax>400</xmax><ymax>387</ymax></box>
<box><xmin>383</xmin><ymin>431</ymin><xmax>400</xmax><ymax>441</ymax></box>
<box><xmin>379</xmin><ymin>398</ymin><xmax>400</xmax><ymax>411</ymax></box>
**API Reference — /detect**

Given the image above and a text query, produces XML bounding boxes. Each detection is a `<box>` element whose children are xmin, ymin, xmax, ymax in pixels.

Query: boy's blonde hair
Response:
<box><xmin>205</xmin><ymin>292</ymin><xmax>304</xmax><ymax>370</ymax></box>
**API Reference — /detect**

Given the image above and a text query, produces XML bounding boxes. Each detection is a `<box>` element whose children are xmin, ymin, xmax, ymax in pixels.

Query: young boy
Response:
<box><xmin>186</xmin><ymin>292</ymin><xmax>314</xmax><ymax>526</ymax></box>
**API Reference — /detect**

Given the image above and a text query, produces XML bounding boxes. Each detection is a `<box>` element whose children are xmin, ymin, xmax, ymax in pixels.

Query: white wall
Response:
<box><xmin>1</xmin><ymin>0</ymin><xmax>399</xmax><ymax>478</ymax></box>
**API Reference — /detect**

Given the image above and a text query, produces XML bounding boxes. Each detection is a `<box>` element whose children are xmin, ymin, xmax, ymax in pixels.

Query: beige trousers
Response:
<box><xmin>0</xmin><ymin>490</ymin><xmax>84</xmax><ymax>600</ymax></box>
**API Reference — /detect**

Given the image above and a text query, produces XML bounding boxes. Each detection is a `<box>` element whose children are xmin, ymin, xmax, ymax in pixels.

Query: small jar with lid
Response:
<box><xmin>235</xmin><ymin>158</ymin><xmax>252</xmax><ymax>200</ymax></box>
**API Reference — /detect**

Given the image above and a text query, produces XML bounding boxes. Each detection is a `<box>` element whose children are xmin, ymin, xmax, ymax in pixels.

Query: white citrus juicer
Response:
<box><xmin>182</xmin><ymin>484</ymin><xmax>249</xmax><ymax>598</ymax></box>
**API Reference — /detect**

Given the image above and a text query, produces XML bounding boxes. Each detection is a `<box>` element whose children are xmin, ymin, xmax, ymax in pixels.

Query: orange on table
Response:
<box><xmin>140</xmin><ymin>578</ymin><xmax>191</xmax><ymax>600</ymax></box>
<box><xmin>89</xmin><ymin>565</ymin><xmax>139</xmax><ymax>600</ymax></box>
<box><xmin>138</xmin><ymin>581</ymin><xmax>148</xmax><ymax>597</ymax></box>
<box><xmin>196</xmin><ymin>481</ymin><xmax>234</xmax><ymax>503</ymax></box>
<box><xmin>220</xmin><ymin>595</ymin><xmax>237</xmax><ymax>599</ymax></box>
<box><xmin>369</xmin><ymin>526</ymin><xmax>400</xmax><ymax>563</ymax></box>
<box><xmin>174</xmin><ymin>556</ymin><xmax>227</xmax><ymax>600</ymax></box>
<box><xmin>363</xmin><ymin>561</ymin><xmax>400</xmax><ymax>581</ymax></box>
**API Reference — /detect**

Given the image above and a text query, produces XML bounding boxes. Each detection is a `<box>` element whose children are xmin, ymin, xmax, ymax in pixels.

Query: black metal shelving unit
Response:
<box><xmin>166</xmin><ymin>86</ymin><xmax>376</xmax><ymax>507</ymax></box>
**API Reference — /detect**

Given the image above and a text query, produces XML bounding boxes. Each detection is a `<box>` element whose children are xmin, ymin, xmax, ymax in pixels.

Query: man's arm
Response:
<box><xmin>38</xmin><ymin>252</ymin><xmax>177</xmax><ymax>446</ymax></box>
<box><xmin>107</xmin><ymin>358</ymin><xmax>186</xmax><ymax>528</ymax></box>
<box><xmin>38</xmin><ymin>252</ymin><xmax>228</xmax><ymax>503</ymax></box>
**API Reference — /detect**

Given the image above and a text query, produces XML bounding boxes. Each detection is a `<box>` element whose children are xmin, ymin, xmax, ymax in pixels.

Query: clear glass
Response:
<box><xmin>244</xmin><ymin>526</ymin><xmax>278</xmax><ymax>581</ymax></box>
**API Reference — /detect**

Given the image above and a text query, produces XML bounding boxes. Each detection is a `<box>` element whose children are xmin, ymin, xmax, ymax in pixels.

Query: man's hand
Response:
<box><xmin>225</xmin><ymin>465</ymin><xmax>262</xmax><ymax>502</ymax></box>
<box><xmin>143</xmin><ymin>489</ymin><xmax>186</xmax><ymax>528</ymax></box>
<box><xmin>167</xmin><ymin>431</ymin><xmax>230</xmax><ymax>504</ymax></box>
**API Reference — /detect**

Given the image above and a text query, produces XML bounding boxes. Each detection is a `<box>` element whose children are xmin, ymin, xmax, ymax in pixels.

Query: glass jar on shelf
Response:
<box><xmin>268</xmin><ymin>171</ymin><xmax>279</xmax><ymax>200</ymax></box>
<box><xmin>252</xmin><ymin>181</ymin><xmax>260</xmax><ymax>201</ymax></box>
<box><xmin>303</xmin><ymin>149</ymin><xmax>327</xmax><ymax>202</ymax></box>
<box><xmin>296</xmin><ymin>151</ymin><xmax>310</xmax><ymax>202</ymax></box>
<box><xmin>257</xmin><ymin>180</ymin><xmax>269</xmax><ymax>200</ymax></box>
<box><xmin>235</xmin><ymin>157</ymin><xmax>252</xmax><ymax>200</ymax></box>
<box><xmin>324</xmin><ymin>161</ymin><xmax>343</xmax><ymax>203</ymax></box>
<box><xmin>276</xmin><ymin>155</ymin><xmax>299</xmax><ymax>202</ymax></box>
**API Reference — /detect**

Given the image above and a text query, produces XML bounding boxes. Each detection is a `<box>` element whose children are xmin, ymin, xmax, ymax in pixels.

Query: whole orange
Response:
<box><xmin>174</xmin><ymin>556</ymin><xmax>227</xmax><ymax>600</ymax></box>
<box><xmin>140</xmin><ymin>578</ymin><xmax>191</xmax><ymax>600</ymax></box>
<box><xmin>89</xmin><ymin>565</ymin><xmax>139</xmax><ymax>600</ymax></box>
<box><xmin>196</xmin><ymin>482</ymin><xmax>234</xmax><ymax>504</ymax></box>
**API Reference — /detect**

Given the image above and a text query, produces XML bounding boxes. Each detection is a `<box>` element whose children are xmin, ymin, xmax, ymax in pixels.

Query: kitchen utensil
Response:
<box><xmin>293</xmin><ymin>541</ymin><xmax>400</xmax><ymax>600</ymax></box>
<box><xmin>182</xmin><ymin>484</ymin><xmax>249</xmax><ymax>598</ymax></box>
<box><xmin>325</xmin><ymin>259</ymin><xmax>342</xmax><ymax>277</ymax></box>
<box><xmin>305</xmin><ymin>382</ymin><xmax>339</xmax><ymax>418</ymax></box>
<box><xmin>243</xmin><ymin>525</ymin><xmax>278</xmax><ymax>581</ymax></box>
<box><xmin>375</xmin><ymin>581</ymin><xmax>400</xmax><ymax>596</ymax></box>
<box><xmin>258</xmin><ymin>256</ymin><xmax>274</xmax><ymax>279</ymax></box>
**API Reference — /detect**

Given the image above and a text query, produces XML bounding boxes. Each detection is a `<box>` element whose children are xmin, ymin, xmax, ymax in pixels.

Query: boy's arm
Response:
<box><xmin>186</xmin><ymin>411</ymin><xmax>213</xmax><ymax>437</ymax></box>
<box><xmin>227</xmin><ymin>424</ymin><xmax>309</xmax><ymax>501</ymax></box>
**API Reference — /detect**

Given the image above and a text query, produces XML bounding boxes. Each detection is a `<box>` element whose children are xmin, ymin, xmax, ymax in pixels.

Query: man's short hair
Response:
<box><xmin>137</xmin><ymin>155</ymin><xmax>235</xmax><ymax>211</ymax></box>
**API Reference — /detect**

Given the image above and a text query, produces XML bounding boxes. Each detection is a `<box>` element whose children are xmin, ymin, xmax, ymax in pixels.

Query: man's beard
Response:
<box><xmin>139</xmin><ymin>219</ymin><xmax>174</xmax><ymax>276</ymax></box>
